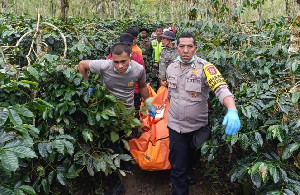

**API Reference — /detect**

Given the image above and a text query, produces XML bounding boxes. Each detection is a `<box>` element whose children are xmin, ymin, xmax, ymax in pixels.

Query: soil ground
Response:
<box><xmin>122</xmin><ymin>162</ymin><xmax>236</xmax><ymax>195</ymax></box>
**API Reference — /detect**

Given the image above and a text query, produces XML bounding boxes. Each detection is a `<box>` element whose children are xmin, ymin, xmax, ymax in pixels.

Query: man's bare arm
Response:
<box><xmin>223</xmin><ymin>96</ymin><xmax>237</xmax><ymax>110</ymax></box>
<box><xmin>78</xmin><ymin>60</ymin><xmax>91</xmax><ymax>80</ymax></box>
<box><xmin>138</xmin><ymin>82</ymin><xmax>149</xmax><ymax>100</ymax></box>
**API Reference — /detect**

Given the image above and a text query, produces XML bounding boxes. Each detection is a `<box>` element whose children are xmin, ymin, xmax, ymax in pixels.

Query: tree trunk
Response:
<box><xmin>50</xmin><ymin>0</ymin><xmax>55</xmax><ymax>17</ymax></box>
<box><xmin>60</xmin><ymin>0</ymin><xmax>69</xmax><ymax>22</ymax></box>
<box><xmin>296</xmin><ymin>0</ymin><xmax>300</xmax><ymax>15</ymax></box>
<box><xmin>257</xmin><ymin>4</ymin><xmax>262</xmax><ymax>20</ymax></box>
<box><xmin>1</xmin><ymin>0</ymin><xmax>8</xmax><ymax>13</ymax></box>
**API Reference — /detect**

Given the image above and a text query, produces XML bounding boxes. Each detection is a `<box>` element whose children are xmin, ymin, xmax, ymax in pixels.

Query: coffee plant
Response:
<box><xmin>0</xmin><ymin>12</ymin><xmax>299</xmax><ymax>194</ymax></box>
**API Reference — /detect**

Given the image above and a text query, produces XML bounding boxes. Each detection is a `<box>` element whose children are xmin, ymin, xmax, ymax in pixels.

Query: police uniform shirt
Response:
<box><xmin>89</xmin><ymin>60</ymin><xmax>146</xmax><ymax>108</ymax></box>
<box><xmin>166</xmin><ymin>56</ymin><xmax>233</xmax><ymax>133</ymax></box>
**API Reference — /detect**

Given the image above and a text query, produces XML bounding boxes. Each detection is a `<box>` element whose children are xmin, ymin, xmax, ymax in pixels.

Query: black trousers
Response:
<box><xmin>168</xmin><ymin>127</ymin><xmax>201</xmax><ymax>195</ymax></box>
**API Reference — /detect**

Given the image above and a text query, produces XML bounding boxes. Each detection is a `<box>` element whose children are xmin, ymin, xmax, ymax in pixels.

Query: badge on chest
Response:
<box><xmin>128</xmin><ymin>80</ymin><xmax>134</xmax><ymax>87</ymax></box>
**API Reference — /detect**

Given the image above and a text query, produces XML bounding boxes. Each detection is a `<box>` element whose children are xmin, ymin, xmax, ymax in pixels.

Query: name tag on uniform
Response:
<box><xmin>187</xmin><ymin>77</ymin><xmax>201</xmax><ymax>83</ymax></box>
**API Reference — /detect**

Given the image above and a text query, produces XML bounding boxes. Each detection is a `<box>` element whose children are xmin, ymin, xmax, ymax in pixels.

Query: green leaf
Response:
<box><xmin>110</xmin><ymin>131</ymin><xmax>119</xmax><ymax>143</ymax></box>
<box><xmin>291</xmin><ymin>92</ymin><xmax>300</xmax><ymax>104</ymax></box>
<box><xmin>144</xmin><ymin>97</ymin><xmax>154</xmax><ymax>106</ymax></box>
<box><xmin>255</xmin><ymin>132</ymin><xmax>263</xmax><ymax>147</ymax></box>
<box><xmin>0</xmin><ymin>185</ymin><xmax>14</xmax><ymax>195</ymax></box>
<box><xmin>131</xmin><ymin>118</ymin><xmax>142</xmax><ymax>127</ymax></box>
<box><xmin>83</xmin><ymin>91</ymin><xmax>89</xmax><ymax>103</ymax></box>
<box><xmin>9</xmin><ymin>109</ymin><xmax>23</xmax><ymax>126</ymax></box>
<box><xmin>15</xmin><ymin>125</ymin><xmax>28</xmax><ymax>134</ymax></box>
<box><xmin>105</xmin><ymin>94</ymin><xmax>116</xmax><ymax>102</ymax></box>
<box><xmin>250</xmin><ymin>162</ymin><xmax>263</xmax><ymax>173</ymax></box>
<box><xmin>121</xmin><ymin>139</ymin><xmax>129</xmax><ymax>151</ymax></box>
<box><xmin>240</xmin><ymin>134</ymin><xmax>249</xmax><ymax>150</ymax></box>
<box><xmin>41</xmin><ymin>179</ymin><xmax>50</xmax><ymax>194</ymax></box>
<box><xmin>20</xmin><ymin>80</ymin><xmax>38</xmax><ymax>87</ymax></box>
<box><xmin>65</xmin><ymin>164</ymin><xmax>79</xmax><ymax>179</ymax></box>
<box><xmin>34</xmin><ymin>98</ymin><xmax>53</xmax><ymax>108</ymax></box>
<box><xmin>87</xmin><ymin>113</ymin><xmax>95</xmax><ymax>125</ymax></box>
<box><xmin>52</xmin><ymin>140</ymin><xmax>65</xmax><ymax>154</ymax></box>
<box><xmin>269</xmin><ymin>167</ymin><xmax>279</xmax><ymax>183</ymax></box>
<box><xmin>241</xmin><ymin>106</ymin><xmax>250</xmax><ymax>118</ymax></box>
<box><xmin>229</xmin><ymin>133</ymin><xmax>239</xmax><ymax>145</ymax></box>
<box><xmin>27</xmin><ymin>66</ymin><xmax>39</xmax><ymax>81</ymax></box>
<box><xmin>18</xmin><ymin>185</ymin><xmax>36</xmax><ymax>195</ymax></box>
<box><xmin>113</xmin><ymin>155</ymin><xmax>121</xmax><ymax>168</ymax></box>
<box><xmin>251</xmin><ymin>172</ymin><xmax>261</xmax><ymax>188</ymax></box>
<box><xmin>96</xmin><ymin>112</ymin><xmax>101</xmax><ymax>122</ymax></box>
<box><xmin>93</xmin><ymin>159</ymin><xmax>106</xmax><ymax>172</ymax></box>
<box><xmin>61</xmin><ymin>140</ymin><xmax>74</xmax><ymax>155</ymax></box>
<box><xmin>8</xmin><ymin>146</ymin><xmax>37</xmax><ymax>158</ymax></box>
<box><xmin>87</xmin><ymin>158</ymin><xmax>95</xmax><ymax>176</ymax></box>
<box><xmin>100</xmin><ymin>112</ymin><xmax>109</xmax><ymax>120</ymax></box>
<box><xmin>16</xmin><ymin>190</ymin><xmax>26</xmax><ymax>195</ymax></box>
<box><xmin>267</xmin><ymin>125</ymin><xmax>281</xmax><ymax>141</ymax></box>
<box><xmin>23</xmin><ymin>124</ymin><xmax>40</xmax><ymax>134</ymax></box>
<box><xmin>56</xmin><ymin>174</ymin><xmax>67</xmax><ymax>186</ymax></box>
<box><xmin>59</xmin><ymin>103</ymin><xmax>68</xmax><ymax>116</ymax></box>
<box><xmin>118</xmin><ymin>154</ymin><xmax>131</xmax><ymax>161</ymax></box>
<box><xmin>282</xmin><ymin>143</ymin><xmax>300</xmax><ymax>160</ymax></box>
<box><xmin>283</xmin><ymin>189</ymin><xmax>295</xmax><ymax>195</ymax></box>
<box><xmin>291</xmin><ymin>61</ymin><xmax>299</xmax><ymax>72</ymax></box>
<box><xmin>82</xmin><ymin>129</ymin><xmax>93</xmax><ymax>143</ymax></box>
<box><xmin>0</xmin><ymin>108</ymin><xmax>9</xmax><ymax>126</ymax></box>
<box><xmin>105</xmin><ymin>108</ymin><xmax>116</xmax><ymax>116</ymax></box>
<box><xmin>38</xmin><ymin>143</ymin><xmax>49</xmax><ymax>158</ymax></box>
<box><xmin>63</xmin><ymin>68</ymin><xmax>71</xmax><ymax>78</ymax></box>
<box><xmin>73</xmin><ymin>78</ymin><xmax>81</xmax><ymax>86</ymax></box>
<box><xmin>14</xmin><ymin>106</ymin><xmax>34</xmax><ymax>118</ymax></box>
<box><xmin>1</xmin><ymin>151</ymin><xmax>18</xmax><ymax>171</ymax></box>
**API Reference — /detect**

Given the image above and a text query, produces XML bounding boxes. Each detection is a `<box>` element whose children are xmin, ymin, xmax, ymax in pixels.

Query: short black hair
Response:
<box><xmin>156</xmin><ymin>25</ymin><xmax>163</xmax><ymax>30</ymax></box>
<box><xmin>177</xmin><ymin>33</ymin><xmax>196</xmax><ymax>45</ymax></box>
<box><xmin>140</xmin><ymin>27</ymin><xmax>149</xmax><ymax>33</ymax></box>
<box><xmin>111</xmin><ymin>43</ymin><xmax>131</xmax><ymax>57</ymax></box>
<box><xmin>126</xmin><ymin>26</ymin><xmax>139</xmax><ymax>38</ymax></box>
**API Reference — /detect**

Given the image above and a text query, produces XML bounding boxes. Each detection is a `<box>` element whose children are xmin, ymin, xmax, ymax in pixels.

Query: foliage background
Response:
<box><xmin>1</xmin><ymin>0</ymin><xmax>300</xmax><ymax>23</ymax></box>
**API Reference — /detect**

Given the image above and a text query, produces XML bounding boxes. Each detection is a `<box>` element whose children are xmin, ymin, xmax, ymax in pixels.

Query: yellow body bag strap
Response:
<box><xmin>203</xmin><ymin>63</ymin><xmax>227</xmax><ymax>91</ymax></box>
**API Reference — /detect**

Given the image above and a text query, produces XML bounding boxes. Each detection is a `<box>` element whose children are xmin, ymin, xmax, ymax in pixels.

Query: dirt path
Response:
<box><xmin>122</xmin><ymin>163</ymin><xmax>231</xmax><ymax>195</ymax></box>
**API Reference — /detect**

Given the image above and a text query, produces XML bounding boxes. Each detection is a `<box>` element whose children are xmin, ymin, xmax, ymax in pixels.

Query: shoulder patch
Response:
<box><xmin>203</xmin><ymin>63</ymin><xmax>227</xmax><ymax>91</ymax></box>
<box><xmin>151</xmin><ymin>40</ymin><xmax>157</xmax><ymax>46</ymax></box>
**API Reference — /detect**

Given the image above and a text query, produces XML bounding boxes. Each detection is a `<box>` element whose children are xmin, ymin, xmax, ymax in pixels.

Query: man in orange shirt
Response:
<box><xmin>127</xmin><ymin>27</ymin><xmax>143</xmax><ymax>57</ymax></box>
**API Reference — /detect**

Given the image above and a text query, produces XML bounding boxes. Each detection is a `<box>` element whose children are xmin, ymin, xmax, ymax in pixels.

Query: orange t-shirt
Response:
<box><xmin>132</xmin><ymin>45</ymin><xmax>143</xmax><ymax>57</ymax></box>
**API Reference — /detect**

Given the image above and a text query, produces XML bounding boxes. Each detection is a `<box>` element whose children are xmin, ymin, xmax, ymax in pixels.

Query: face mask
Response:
<box><xmin>114</xmin><ymin>63</ymin><xmax>131</xmax><ymax>74</ymax></box>
<box><xmin>177</xmin><ymin>56</ymin><xmax>195</xmax><ymax>64</ymax></box>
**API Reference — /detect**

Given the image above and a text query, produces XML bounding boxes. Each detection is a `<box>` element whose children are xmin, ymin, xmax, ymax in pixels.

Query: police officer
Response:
<box><xmin>148</xmin><ymin>25</ymin><xmax>164</xmax><ymax>88</ymax></box>
<box><xmin>159</xmin><ymin>30</ymin><xmax>178</xmax><ymax>87</ymax></box>
<box><xmin>166</xmin><ymin>33</ymin><xmax>241</xmax><ymax>195</ymax></box>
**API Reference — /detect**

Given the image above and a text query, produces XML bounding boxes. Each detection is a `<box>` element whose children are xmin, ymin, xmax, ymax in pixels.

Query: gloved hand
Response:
<box><xmin>222</xmin><ymin>109</ymin><xmax>241</xmax><ymax>135</ymax></box>
<box><xmin>89</xmin><ymin>88</ymin><xmax>94</xmax><ymax>97</ymax></box>
<box><xmin>148</xmin><ymin>105</ymin><xmax>156</xmax><ymax>118</ymax></box>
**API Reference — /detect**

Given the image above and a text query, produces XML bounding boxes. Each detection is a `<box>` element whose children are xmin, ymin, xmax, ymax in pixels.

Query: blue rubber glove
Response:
<box><xmin>222</xmin><ymin>109</ymin><xmax>241</xmax><ymax>135</ymax></box>
<box><xmin>89</xmin><ymin>88</ymin><xmax>94</xmax><ymax>97</ymax></box>
<box><xmin>148</xmin><ymin>105</ymin><xmax>156</xmax><ymax>118</ymax></box>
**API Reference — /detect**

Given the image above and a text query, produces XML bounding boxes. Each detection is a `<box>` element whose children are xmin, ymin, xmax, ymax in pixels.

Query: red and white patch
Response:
<box><xmin>205</xmin><ymin>65</ymin><xmax>218</xmax><ymax>75</ymax></box>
